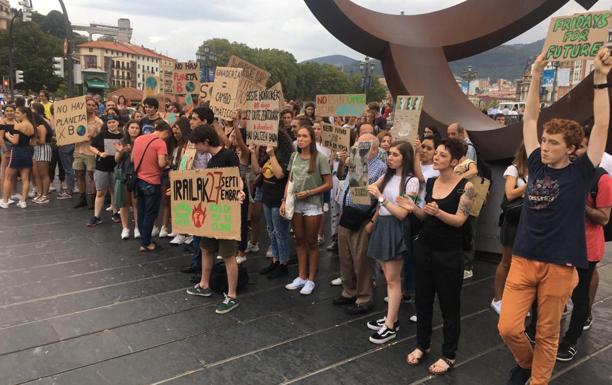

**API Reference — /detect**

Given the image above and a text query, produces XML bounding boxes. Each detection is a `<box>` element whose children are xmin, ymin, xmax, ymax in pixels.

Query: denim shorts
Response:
<box><xmin>294</xmin><ymin>200</ymin><xmax>323</xmax><ymax>216</ymax></box>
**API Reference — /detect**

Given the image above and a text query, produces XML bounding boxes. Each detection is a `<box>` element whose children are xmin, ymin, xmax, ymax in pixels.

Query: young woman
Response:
<box><xmin>417</xmin><ymin>136</ymin><xmax>440</xmax><ymax>207</ymax></box>
<box><xmin>114</xmin><ymin>119</ymin><xmax>142</xmax><ymax>239</ymax></box>
<box><xmin>304</xmin><ymin>102</ymin><xmax>316</xmax><ymax>121</ymax></box>
<box><xmin>281</xmin><ymin>125</ymin><xmax>332</xmax><ymax>295</ymax></box>
<box><xmin>377</xmin><ymin>131</ymin><xmax>392</xmax><ymax>154</ymax></box>
<box><xmin>0</xmin><ymin>104</ymin><xmax>17</xmax><ymax>201</ymax></box>
<box><xmin>365</xmin><ymin>142</ymin><xmax>420</xmax><ymax>344</ymax></box>
<box><xmin>117</xmin><ymin>95</ymin><xmax>128</xmax><ymax>111</ymax></box>
<box><xmin>491</xmin><ymin>144</ymin><xmax>528</xmax><ymax>314</ymax></box>
<box><xmin>30</xmin><ymin>103</ymin><xmax>53</xmax><ymax>204</ymax></box>
<box><xmin>131</xmin><ymin>110</ymin><xmax>143</xmax><ymax>121</ymax></box>
<box><xmin>399</xmin><ymin>138</ymin><xmax>475</xmax><ymax>375</ymax></box>
<box><xmin>87</xmin><ymin>111</ymin><xmax>123</xmax><ymax>226</ymax></box>
<box><xmin>0</xmin><ymin>106</ymin><xmax>35</xmax><ymax>208</ymax></box>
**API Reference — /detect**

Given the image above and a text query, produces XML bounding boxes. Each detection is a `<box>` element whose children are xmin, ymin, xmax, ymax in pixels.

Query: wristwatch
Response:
<box><xmin>378</xmin><ymin>196</ymin><xmax>387</xmax><ymax>206</ymax></box>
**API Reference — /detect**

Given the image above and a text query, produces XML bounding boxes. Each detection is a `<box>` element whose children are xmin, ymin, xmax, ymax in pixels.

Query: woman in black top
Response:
<box><xmin>115</xmin><ymin>119</ymin><xmax>142</xmax><ymax>239</ymax></box>
<box><xmin>30</xmin><ymin>103</ymin><xmax>53</xmax><ymax>204</ymax></box>
<box><xmin>397</xmin><ymin>138</ymin><xmax>475</xmax><ymax>375</ymax></box>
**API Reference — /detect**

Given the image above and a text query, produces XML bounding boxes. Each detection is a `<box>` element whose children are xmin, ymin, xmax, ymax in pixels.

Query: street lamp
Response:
<box><xmin>8</xmin><ymin>10</ymin><xmax>23</xmax><ymax>100</ymax></box>
<box><xmin>196</xmin><ymin>45</ymin><xmax>217</xmax><ymax>82</ymax></box>
<box><xmin>58</xmin><ymin>0</ymin><xmax>75</xmax><ymax>97</ymax></box>
<box><xmin>359</xmin><ymin>56</ymin><xmax>375</xmax><ymax>93</ymax></box>
<box><xmin>461</xmin><ymin>65</ymin><xmax>478</xmax><ymax>96</ymax></box>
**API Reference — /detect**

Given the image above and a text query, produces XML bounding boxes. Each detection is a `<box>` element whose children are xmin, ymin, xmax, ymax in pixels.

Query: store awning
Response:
<box><xmin>85</xmin><ymin>78</ymin><xmax>109</xmax><ymax>89</ymax></box>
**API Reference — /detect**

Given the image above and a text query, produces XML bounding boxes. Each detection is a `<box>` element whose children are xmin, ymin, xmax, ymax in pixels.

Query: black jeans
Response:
<box><xmin>136</xmin><ymin>179</ymin><xmax>161</xmax><ymax>248</ymax></box>
<box><xmin>414</xmin><ymin>241</ymin><xmax>464</xmax><ymax>359</ymax></box>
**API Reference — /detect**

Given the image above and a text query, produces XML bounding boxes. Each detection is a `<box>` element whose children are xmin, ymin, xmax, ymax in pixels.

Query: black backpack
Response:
<box><xmin>209</xmin><ymin>261</ymin><xmax>250</xmax><ymax>294</ymax></box>
<box><xmin>467</xmin><ymin>142</ymin><xmax>493</xmax><ymax>185</ymax></box>
<box><xmin>590</xmin><ymin>167</ymin><xmax>612</xmax><ymax>242</ymax></box>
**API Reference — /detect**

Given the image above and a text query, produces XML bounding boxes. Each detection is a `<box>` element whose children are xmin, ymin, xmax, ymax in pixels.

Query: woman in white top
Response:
<box><xmin>417</xmin><ymin>135</ymin><xmax>440</xmax><ymax>207</ymax></box>
<box><xmin>491</xmin><ymin>144</ymin><xmax>528</xmax><ymax>314</ymax></box>
<box><xmin>365</xmin><ymin>142</ymin><xmax>420</xmax><ymax>344</ymax></box>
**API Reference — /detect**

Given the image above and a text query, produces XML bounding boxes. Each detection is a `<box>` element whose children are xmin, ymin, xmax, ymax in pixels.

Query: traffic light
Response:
<box><xmin>53</xmin><ymin>57</ymin><xmax>64</xmax><ymax>78</ymax></box>
<box><xmin>15</xmin><ymin>70</ymin><xmax>24</xmax><ymax>84</ymax></box>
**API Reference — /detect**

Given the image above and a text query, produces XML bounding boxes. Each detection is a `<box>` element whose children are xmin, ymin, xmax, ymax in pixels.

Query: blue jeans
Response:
<box><xmin>58</xmin><ymin>144</ymin><xmax>75</xmax><ymax>192</ymax></box>
<box><xmin>263</xmin><ymin>204</ymin><xmax>290</xmax><ymax>264</ymax></box>
<box><xmin>136</xmin><ymin>180</ymin><xmax>161</xmax><ymax>247</ymax></box>
<box><xmin>192</xmin><ymin>236</ymin><xmax>202</xmax><ymax>269</ymax></box>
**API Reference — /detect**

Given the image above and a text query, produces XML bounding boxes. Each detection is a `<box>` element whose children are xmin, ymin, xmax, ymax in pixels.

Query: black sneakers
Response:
<box><xmin>506</xmin><ymin>365</ymin><xmax>531</xmax><ymax>385</ymax></box>
<box><xmin>556</xmin><ymin>341</ymin><xmax>577</xmax><ymax>362</ymax></box>
<box><xmin>369</xmin><ymin>323</ymin><xmax>397</xmax><ymax>344</ymax></box>
<box><xmin>87</xmin><ymin>216</ymin><xmax>102</xmax><ymax>227</ymax></box>
<box><xmin>583</xmin><ymin>315</ymin><xmax>593</xmax><ymax>331</ymax></box>
<box><xmin>366</xmin><ymin>317</ymin><xmax>399</xmax><ymax>331</ymax></box>
<box><xmin>259</xmin><ymin>261</ymin><xmax>278</xmax><ymax>275</ymax></box>
<box><xmin>267</xmin><ymin>263</ymin><xmax>288</xmax><ymax>279</ymax></box>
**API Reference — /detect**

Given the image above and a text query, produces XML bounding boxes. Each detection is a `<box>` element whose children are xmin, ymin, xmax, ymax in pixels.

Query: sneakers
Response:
<box><xmin>121</xmin><ymin>228</ymin><xmax>130</xmax><ymax>240</ymax></box>
<box><xmin>134</xmin><ymin>227</ymin><xmax>141</xmax><ymax>239</ymax></box>
<box><xmin>330</xmin><ymin>277</ymin><xmax>342</xmax><ymax>286</ymax></box>
<box><xmin>186</xmin><ymin>284</ymin><xmax>212</xmax><ymax>297</ymax></box>
<box><xmin>583</xmin><ymin>316</ymin><xmax>593</xmax><ymax>331</ymax></box>
<box><xmin>265</xmin><ymin>247</ymin><xmax>273</xmax><ymax>258</ymax></box>
<box><xmin>215</xmin><ymin>294</ymin><xmax>239</xmax><ymax>314</ymax></box>
<box><xmin>384</xmin><ymin>295</ymin><xmax>413</xmax><ymax>304</ymax></box>
<box><xmin>32</xmin><ymin>195</ymin><xmax>41</xmax><ymax>203</ymax></box>
<box><xmin>28</xmin><ymin>190</ymin><xmax>37</xmax><ymax>199</ymax></box>
<box><xmin>105</xmin><ymin>205</ymin><xmax>113</xmax><ymax>212</ymax></box>
<box><xmin>409</xmin><ymin>315</ymin><xmax>418</xmax><ymax>323</ymax></box>
<box><xmin>236</xmin><ymin>254</ymin><xmax>247</xmax><ymax>264</ymax></box>
<box><xmin>260</xmin><ymin>261</ymin><xmax>278</xmax><ymax>275</ymax></box>
<box><xmin>463</xmin><ymin>269</ymin><xmax>474</xmax><ymax>279</ymax></box>
<box><xmin>556</xmin><ymin>341</ymin><xmax>577</xmax><ymax>362</ymax></box>
<box><xmin>326</xmin><ymin>240</ymin><xmax>338</xmax><ymax>252</ymax></box>
<box><xmin>0</xmin><ymin>200</ymin><xmax>9</xmax><ymax>209</ymax></box>
<box><xmin>491</xmin><ymin>299</ymin><xmax>502</xmax><ymax>315</ymax></box>
<box><xmin>367</xmin><ymin>317</ymin><xmax>399</xmax><ymax>331</ymax></box>
<box><xmin>159</xmin><ymin>225</ymin><xmax>169</xmax><ymax>238</ymax></box>
<box><xmin>16</xmin><ymin>201</ymin><xmax>27</xmax><ymax>209</ymax></box>
<box><xmin>317</xmin><ymin>234</ymin><xmax>325</xmax><ymax>246</ymax></box>
<box><xmin>10</xmin><ymin>194</ymin><xmax>22</xmax><ymax>201</ymax></box>
<box><xmin>369</xmin><ymin>324</ymin><xmax>397</xmax><ymax>344</ymax></box>
<box><xmin>345</xmin><ymin>302</ymin><xmax>373</xmax><ymax>315</ymax></box>
<box><xmin>87</xmin><ymin>216</ymin><xmax>102</xmax><ymax>227</ymax></box>
<box><xmin>184</xmin><ymin>235</ymin><xmax>193</xmax><ymax>245</ymax></box>
<box><xmin>286</xmin><ymin>277</ymin><xmax>307</xmax><ymax>291</ymax></box>
<box><xmin>111</xmin><ymin>212</ymin><xmax>121</xmax><ymax>223</ymax></box>
<box><xmin>268</xmin><ymin>264</ymin><xmax>288</xmax><ymax>279</ymax></box>
<box><xmin>151</xmin><ymin>226</ymin><xmax>160</xmax><ymax>237</ymax></box>
<box><xmin>170</xmin><ymin>234</ymin><xmax>186</xmax><ymax>245</ymax></box>
<box><xmin>245</xmin><ymin>241</ymin><xmax>259</xmax><ymax>253</ymax></box>
<box><xmin>300</xmin><ymin>280</ymin><xmax>316</xmax><ymax>295</ymax></box>
<box><xmin>506</xmin><ymin>365</ymin><xmax>531</xmax><ymax>385</ymax></box>
<box><xmin>57</xmin><ymin>191</ymin><xmax>72</xmax><ymax>200</ymax></box>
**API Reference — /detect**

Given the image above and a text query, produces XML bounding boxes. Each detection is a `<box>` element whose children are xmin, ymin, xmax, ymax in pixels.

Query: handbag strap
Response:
<box><xmin>135</xmin><ymin>137</ymin><xmax>159</xmax><ymax>173</ymax></box>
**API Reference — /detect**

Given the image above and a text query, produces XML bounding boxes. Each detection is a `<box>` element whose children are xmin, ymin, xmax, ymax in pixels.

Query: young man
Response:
<box><xmin>140</xmin><ymin>97</ymin><xmax>162</xmax><ymax>135</ymax></box>
<box><xmin>73</xmin><ymin>97</ymin><xmax>103</xmax><ymax>209</ymax></box>
<box><xmin>131</xmin><ymin>120</ymin><xmax>170</xmax><ymax>252</ymax></box>
<box><xmin>186</xmin><ymin>124</ymin><xmax>245</xmax><ymax>314</ymax></box>
<box><xmin>498</xmin><ymin>48</ymin><xmax>611</xmax><ymax>385</ymax></box>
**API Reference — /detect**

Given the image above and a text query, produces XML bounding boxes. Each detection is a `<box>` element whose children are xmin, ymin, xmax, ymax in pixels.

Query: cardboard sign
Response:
<box><xmin>54</xmin><ymin>96</ymin><xmax>88</xmax><ymax>146</ymax></box>
<box><xmin>316</xmin><ymin>94</ymin><xmax>366</xmax><ymax>117</ymax></box>
<box><xmin>322</xmin><ymin>123</ymin><xmax>350</xmax><ymax>153</ymax></box>
<box><xmin>173</xmin><ymin>62</ymin><xmax>201</xmax><ymax>95</ymax></box>
<box><xmin>391</xmin><ymin>95</ymin><xmax>424</xmax><ymax>143</ymax></box>
<box><xmin>227</xmin><ymin>55</ymin><xmax>270</xmax><ymax>87</ymax></box>
<box><xmin>199</xmin><ymin>82</ymin><xmax>213</xmax><ymax>104</ymax></box>
<box><xmin>349</xmin><ymin>141</ymin><xmax>372</xmax><ymax>205</ymax></box>
<box><xmin>210</xmin><ymin>67</ymin><xmax>243</xmax><ymax>121</ymax></box>
<box><xmin>144</xmin><ymin>75</ymin><xmax>160</xmax><ymax>98</ymax></box>
<box><xmin>245</xmin><ymin>87</ymin><xmax>281</xmax><ymax>146</ymax></box>
<box><xmin>468</xmin><ymin>176</ymin><xmax>491</xmax><ymax>217</ymax></box>
<box><xmin>543</xmin><ymin>10</ymin><xmax>612</xmax><ymax>61</ymax></box>
<box><xmin>235</xmin><ymin>77</ymin><xmax>265</xmax><ymax>110</ymax></box>
<box><xmin>270</xmin><ymin>82</ymin><xmax>285</xmax><ymax>110</ymax></box>
<box><xmin>170</xmin><ymin>167</ymin><xmax>242</xmax><ymax>240</ymax></box>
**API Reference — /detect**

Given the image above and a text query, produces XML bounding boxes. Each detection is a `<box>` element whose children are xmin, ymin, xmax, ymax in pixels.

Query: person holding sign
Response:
<box><xmin>0</xmin><ymin>106</ymin><xmax>35</xmax><ymax>209</ymax></box>
<box><xmin>281</xmin><ymin>125</ymin><xmax>332</xmax><ymax>296</ymax></box>
<box><xmin>73</xmin><ymin>98</ymin><xmax>103</xmax><ymax>210</ymax></box>
<box><xmin>497</xmin><ymin>48</ymin><xmax>611</xmax><ymax>385</ymax></box>
<box><xmin>186</xmin><ymin>124</ymin><xmax>246</xmax><ymax>314</ymax></box>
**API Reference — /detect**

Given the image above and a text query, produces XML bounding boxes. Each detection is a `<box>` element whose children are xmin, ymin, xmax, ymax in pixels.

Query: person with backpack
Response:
<box><xmin>397</xmin><ymin>138</ymin><xmax>475</xmax><ymax>374</ymax></box>
<box><xmin>30</xmin><ymin>104</ymin><xmax>53</xmax><ymax>204</ymax></box>
<box><xmin>498</xmin><ymin>48</ymin><xmax>610</xmax><ymax>385</ymax></box>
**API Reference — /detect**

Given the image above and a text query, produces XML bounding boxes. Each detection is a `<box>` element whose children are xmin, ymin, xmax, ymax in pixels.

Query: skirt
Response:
<box><xmin>8</xmin><ymin>146</ymin><xmax>33</xmax><ymax>169</ymax></box>
<box><xmin>367</xmin><ymin>215</ymin><xmax>410</xmax><ymax>262</ymax></box>
<box><xmin>500</xmin><ymin>219</ymin><xmax>518</xmax><ymax>247</ymax></box>
<box><xmin>33</xmin><ymin>144</ymin><xmax>52</xmax><ymax>162</ymax></box>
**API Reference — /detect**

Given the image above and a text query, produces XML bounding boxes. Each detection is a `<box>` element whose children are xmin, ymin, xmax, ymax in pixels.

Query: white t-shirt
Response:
<box><xmin>418</xmin><ymin>163</ymin><xmax>440</xmax><ymax>207</ymax></box>
<box><xmin>503</xmin><ymin>164</ymin><xmax>527</xmax><ymax>186</ymax></box>
<box><xmin>379</xmin><ymin>175</ymin><xmax>420</xmax><ymax>216</ymax></box>
<box><xmin>316</xmin><ymin>142</ymin><xmax>331</xmax><ymax>160</ymax></box>
<box><xmin>600</xmin><ymin>152</ymin><xmax>612</xmax><ymax>175</ymax></box>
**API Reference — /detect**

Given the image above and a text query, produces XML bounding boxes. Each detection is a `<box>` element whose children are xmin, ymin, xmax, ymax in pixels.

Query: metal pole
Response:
<box><xmin>8</xmin><ymin>12</ymin><xmax>20</xmax><ymax>100</ymax></box>
<box><xmin>58</xmin><ymin>0</ymin><xmax>74</xmax><ymax>97</ymax></box>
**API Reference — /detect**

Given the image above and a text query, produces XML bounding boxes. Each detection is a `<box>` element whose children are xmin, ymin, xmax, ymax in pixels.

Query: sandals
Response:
<box><xmin>139</xmin><ymin>242</ymin><xmax>160</xmax><ymax>252</ymax></box>
<box><xmin>428</xmin><ymin>357</ymin><xmax>455</xmax><ymax>375</ymax></box>
<box><xmin>406</xmin><ymin>348</ymin><xmax>430</xmax><ymax>366</ymax></box>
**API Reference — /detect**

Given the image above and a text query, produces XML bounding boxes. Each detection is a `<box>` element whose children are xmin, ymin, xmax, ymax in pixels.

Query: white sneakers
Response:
<box><xmin>121</xmin><ymin>228</ymin><xmax>130</xmax><ymax>240</ymax></box>
<box><xmin>16</xmin><ymin>201</ymin><xmax>26</xmax><ymax>209</ymax></box>
<box><xmin>2</xmin><ymin>198</ymin><xmax>26</xmax><ymax>209</ymax></box>
<box><xmin>330</xmin><ymin>277</ymin><xmax>342</xmax><ymax>286</ymax></box>
<box><xmin>159</xmin><ymin>226</ymin><xmax>169</xmax><ymax>238</ymax></box>
<box><xmin>0</xmin><ymin>200</ymin><xmax>9</xmax><ymax>209</ymax></box>
<box><xmin>265</xmin><ymin>247</ymin><xmax>273</xmax><ymax>258</ymax></box>
<box><xmin>134</xmin><ymin>227</ymin><xmax>141</xmax><ymax>239</ymax></box>
<box><xmin>285</xmin><ymin>277</ymin><xmax>315</xmax><ymax>295</ymax></box>
<box><xmin>151</xmin><ymin>226</ymin><xmax>160</xmax><ymax>237</ymax></box>
<box><xmin>170</xmin><ymin>234</ymin><xmax>186</xmax><ymax>245</ymax></box>
<box><xmin>236</xmin><ymin>255</ymin><xmax>247</xmax><ymax>264</ymax></box>
<box><xmin>245</xmin><ymin>241</ymin><xmax>259</xmax><ymax>253</ymax></box>
<box><xmin>491</xmin><ymin>299</ymin><xmax>502</xmax><ymax>315</ymax></box>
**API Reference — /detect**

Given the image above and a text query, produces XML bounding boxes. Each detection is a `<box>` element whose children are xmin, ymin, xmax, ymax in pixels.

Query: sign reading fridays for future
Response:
<box><xmin>315</xmin><ymin>94</ymin><xmax>366</xmax><ymax>117</ymax></box>
<box><xmin>173</xmin><ymin>62</ymin><xmax>201</xmax><ymax>95</ymax></box>
<box><xmin>543</xmin><ymin>10</ymin><xmax>612</xmax><ymax>61</ymax></box>
<box><xmin>54</xmin><ymin>96</ymin><xmax>88</xmax><ymax>146</ymax></box>
<box><xmin>170</xmin><ymin>167</ymin><xmax>242</xmax><ymax>240</ymax></box>
<box><xmin>245</xmin><ymin>87</ymin><xmax>282</xmax><ymax>146</ymax></box>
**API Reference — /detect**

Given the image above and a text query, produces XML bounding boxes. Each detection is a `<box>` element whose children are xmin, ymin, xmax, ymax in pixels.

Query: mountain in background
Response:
<box><xmin>303</xmin><ymin>39</ymin><xmax>545</xmax><ymax>82</ymax></box>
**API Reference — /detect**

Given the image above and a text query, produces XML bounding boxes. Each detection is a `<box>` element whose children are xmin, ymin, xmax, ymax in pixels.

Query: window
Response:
<box><xmin>88</xmin><ymin>48</ymin><xmax>93</xmax><ymax>53</ymax></box>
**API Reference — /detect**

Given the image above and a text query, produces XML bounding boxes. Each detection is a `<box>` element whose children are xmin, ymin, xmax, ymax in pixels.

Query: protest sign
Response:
<box><xmin>270</xmin><ymin>82</ymin><xmax>285</xmax><ymax>109</ymax></box>
<box><xmin>210</xmin><ymin>67</ymin><xmax>243</xmax><ymax>121</ymax></box>
<box><xmin>144</xmin><ymin>75</ymin><xmax>160</xmax><ymax>98</ymax></box>
<box><xmin>165</xmin><ymin>113</ymin><xmax>178</xmax><ymax>126</ymax></box>
<box><xmin>199</xmin><ymin>82</ymin><xmax>213</xmax><ymax>104</ymax></box>
<box><xmin>468</xmin><ymin>176</ymin><xmax>491</xmax><ymax>217</ymax></box>
<box><xmin>543</xmin><ymin>10</ymin><xmax>612</xmax><ymax>61</ymax></box>
<box><xmin>170</xmin><ymin>167</ymin><xmax>242</xmax><ymax>240</ymax></box>
<box><xmin>245</xmin><ymin>87</ymin><xmax>282</xmax><ymax>146</ymax></box>
<box><xmin>322</xmin><ymin>123</ymin><xmax>350</xmax><ymax>153</ymax></box>
<box><xmin>391</xmin><ymin>95</ymin><xmax>424</xmax><ymax>143</ymax></box>
<box><xmin>173</xmin><ymin>62</ymin><xmax>201</xmax><ymax>95</ymax></box>
<box><xmin>315</xmin><ymin>94</ymin><xmax>366</xmax><ymax>117</ymax></box>
<box><xmin>54</xmin><ymin>96</ymin><xmax>88</xmax><ymax>146</ymax></box>
<box><xmin>349</xmin><ymin>141</ymin><xmax>372</xmax><ymax>205</ymax></box>
<box><xmin>235</xmin><ymin>78</ymin><xmax>265</xmax><ymax>110</ymax></box>
<box><xmin>227</xmin><ymin>55</ymin><xmax>270</xmax><ymax>87</ymax></box>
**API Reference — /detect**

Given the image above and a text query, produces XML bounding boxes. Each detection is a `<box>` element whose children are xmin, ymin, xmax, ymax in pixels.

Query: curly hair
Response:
<box><xmin>543</xmin><ymin>118</ymin><xmax>584</xmax><ymax>150</ymax></box>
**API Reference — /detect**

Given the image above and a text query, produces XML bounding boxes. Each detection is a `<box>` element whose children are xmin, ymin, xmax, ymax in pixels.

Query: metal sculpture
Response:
<box><xmin>305</xmin><ymin>0</ymin><xmax>607</xmax><ymax>160</ymax></box>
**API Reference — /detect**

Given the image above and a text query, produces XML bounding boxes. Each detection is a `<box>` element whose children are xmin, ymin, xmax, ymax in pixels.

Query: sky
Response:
<box><xmin>19</xmin><ymin>0</ymin><xmax>612</xmax><ymax>62</ymax></box>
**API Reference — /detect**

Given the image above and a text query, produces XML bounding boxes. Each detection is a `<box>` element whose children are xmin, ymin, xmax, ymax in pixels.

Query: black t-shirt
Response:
<box><xmin>207</xmin><ymin>147</ymin><xmax>240</xmax><ymax>169</ymax></box>
<box><xmin>91</xmin><ymin>130</ymin><xmax>123</xmax><ymax>172</ymax></box>
<box><xmin>261</xmin><ymin>147</ymin><xmax>292</xmax><ymax>207</ymax></box>
<box><xmin>513</xmin><ymin>148</ymin><xmax>595</xmax><ymax>269</ymax></box>
<box><xmin>140</xmin><ymin>116</ymin><xmax>162</xmax><ymax>135</ymax></box>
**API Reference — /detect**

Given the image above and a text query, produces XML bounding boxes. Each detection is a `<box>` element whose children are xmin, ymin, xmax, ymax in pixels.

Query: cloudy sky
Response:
<box><xmin>20</xmin><ymin>0</ymin><xmax>612</xmax><ymax>62</ymax></box>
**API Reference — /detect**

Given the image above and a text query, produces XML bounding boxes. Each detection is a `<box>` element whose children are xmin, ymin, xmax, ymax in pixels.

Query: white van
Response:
<box><xmin>497</xmin><ymin>102</ymin><xmax>525</xmax><ymax>113</ymax></box>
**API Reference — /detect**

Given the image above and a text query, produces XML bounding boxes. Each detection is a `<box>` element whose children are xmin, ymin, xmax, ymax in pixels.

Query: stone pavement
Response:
<box><xmin>0</xmin><ymin>199</ymin><xmax>610</xmax><ymax>385</ymax></box>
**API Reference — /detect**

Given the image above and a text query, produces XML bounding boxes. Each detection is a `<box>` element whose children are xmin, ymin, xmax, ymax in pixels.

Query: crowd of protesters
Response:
<box><xmin>0</xmin><ymin>48</ymin><xmax>610</xmax><ymax>385</ymax></box>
